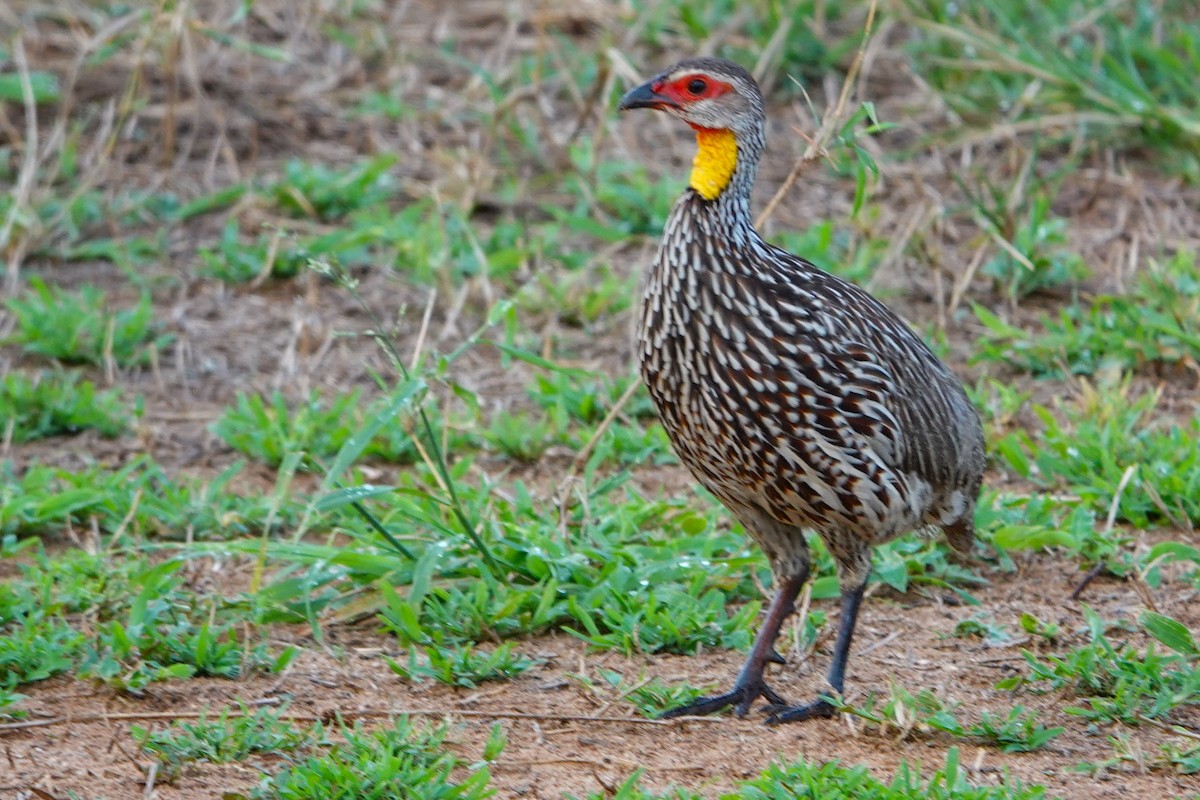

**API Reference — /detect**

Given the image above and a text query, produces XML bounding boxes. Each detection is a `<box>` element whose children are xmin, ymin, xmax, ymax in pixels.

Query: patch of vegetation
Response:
<box><xmin>904</xmin><ymin>0</ymin><xmax>1200</xmax><ymax>164</ymax></box>
<box><xmin>0</xmin><ymin>370</ymin><xmax>131</xmax><ymax>442</ymax></box>
<box><xmin>843</xmin><ymin>683</ymin><xmax>1063</xmax><ymax>753</ymax></box>
<box><xmin>575</xmin><ymin>669</ymin><xmax>712</xmax><ymax>719</ymax></box>
<box><xmin>974</xmin><ymin>251</ymin><xmax>1200</xmax><ymax>378</ymax></box>
<box><xmin>992</xmin><ymin>382</ymin><xmax>1200</xmax><ymax>528</ymax></box>
<box><xmin>0</xmin><ymin>458</ymin><xmax>301</xmax><ymax>540</ymax></box>
<box><xmin>133</xmin><ymin>702</ymin><xmax>326</xmax><ymax>782</ymax></box>
<box><xmin>578</xmin><ymin>748</ymin><xmax>1051</xmax><ymax>799</ymax></box>
<box><xmin>212</xmin><ymin>387</ymin><xmax>475</xmax><ymax>470</ymax></box>
<box><xmin>966</xmin><ymin>181</ymin><xmax>1088</xmax><ymax>300</ymax></box>
<box><xmin>4</xmin><ymin>277</ymin><xmax>171</xmax><ymax>367</ymax></box>
<box><xmin>384</xmin><ymin>641</ymin><xmax>538</xmax><ymax>688</ymax></box>
<box><xmin>999</xmin><ymin>607</ymin><xmax>1200</xmax><ymax>725</ymax></box>
<box><xmin>247</xmin><ymin>717</ymin><xmax>498</xmax><ymax>800</ymax></box>
<box><xmin>271</xmin><ymin>156</ymin><xmax>399</xmax><ymax>222</ymax></box>
<box><xmin>0</xmin><ymin>548</ymin><xmax>295</xmax><ymax>711</ymax></box>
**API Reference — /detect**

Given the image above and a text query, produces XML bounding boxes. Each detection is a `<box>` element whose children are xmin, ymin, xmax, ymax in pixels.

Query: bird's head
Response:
<box><xmin>618</xmin><ymin>57</ymin><xmax>765</xmax><ymax>201</ymax></box>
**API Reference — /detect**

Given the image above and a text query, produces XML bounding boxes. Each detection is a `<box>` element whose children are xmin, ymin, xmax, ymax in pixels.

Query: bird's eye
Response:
<box><xmin>686</xmin><ymin>78</ymin><xmax>707</xmax><ymax>95</ymax></box>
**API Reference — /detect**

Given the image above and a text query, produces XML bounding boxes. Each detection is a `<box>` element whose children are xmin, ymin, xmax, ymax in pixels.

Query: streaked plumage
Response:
<box><xmin>620</xmin><ymin>57</ymin><xmax>985</xmax><ymax>723</ymax></box>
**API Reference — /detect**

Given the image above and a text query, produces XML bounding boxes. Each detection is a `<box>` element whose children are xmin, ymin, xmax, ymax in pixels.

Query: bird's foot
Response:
<box><xmin>660</xmin><ymin>676</ymin><xmax>788</xmax><ymax>719</ymax></box>
<box><xmin>763</xmin><ymin>695</ymin><xmax>839</xmax><ymax>725</ymax></box>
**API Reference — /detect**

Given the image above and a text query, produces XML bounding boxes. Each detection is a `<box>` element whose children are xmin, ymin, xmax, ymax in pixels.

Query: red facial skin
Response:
<box><xmin>650</xmin><ymin>74</ymin><xmax>734</xmax><ymax>110</ymax></box>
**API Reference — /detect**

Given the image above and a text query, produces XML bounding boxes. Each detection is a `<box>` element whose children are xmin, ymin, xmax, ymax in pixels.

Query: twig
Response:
<box><xmin>555</xmin><ymin>378</ymin><xmax>641</xmax><ymax>534</ymax></box>
<box><xmin>1</xmin><ymin>36</ymin><xmax>39</xmax><ymax>293</ymax></box>
<box><xmin>1070</xmin><ymin>464</ymin><xmax>1137</xmax><ymax>599</ymax></box>
<box><xmin>755</xmin><ymin>0</ymin><xmax>879</xmax><ymax>229</ymax></box>
<box><xmin>0</xmin><ymin>706</ymin><xmax>708</xmax><ymax>735</ymax></box>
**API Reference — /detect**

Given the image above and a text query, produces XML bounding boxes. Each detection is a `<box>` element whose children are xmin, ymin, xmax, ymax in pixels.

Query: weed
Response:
<box><xmin>1081</xmin><ymin>733</ymin><xmax>1200</xmax><ymax>777</ymax></box>
<box><xmin>385</xmin><ymin>641</ymin><xmax>538</xmax><ymax>688</ymax></box>
<box><xmin>966</xmin><ymin>182</ymin><xmax>1088</xmax><ymax>300</ymax></box>
<box><xmin>212</xmin><ymin>387</ymin><xmax>471</xmax><ymax>470</ymax></box>
<box><xmin>735</xmin><ymin>747</ymin><xmax>1048</xmax><ymax>799</ymax></box>
<box><xmin>4</xmin><ymin>277</ymin><xmax>171</xmax><ymax>367</ymax></box>
<box><xmin>952</xmin><ymin>613</ymin><xmax>1015</xmax><ymax>646</ymax></box>
<box><xmin>579</xmin><ymin>670</ymin><xmax>712</xmax><ymax>719</ymax></box>
<box><xmin>0</xmin><ymin>457</ymin><xmax>301</xmax><ymax>540</ymax></box>
<box><xmin>482</xmin><ymin>409</ymin><xmax>567</xmax><ymax>462</ymax></box>
<box><xmin>271</xmin><ymin>156</ymin><xmax>399</xmax><ymax>222</ymax></box>
<box><xmin>974</xmin><ymin>251</ymin><xmax>1200</xmax><ymax>378</ymax></box>
<box><xmin>999</xmin><ymin>607</ymin><xmax>1200</xmax><ymax>725</ymax></box>
<box><xmin>992</xmin><ymin>381</ymin><xmax>1200</xmax><ymax>528</ymax></box>
<box><xmin>970</xmin><ymin>706</ymin><xmax>1064</xmax><ymax>753</ymax></box>
<box><xmin>197</xmin><ymin>219</ymin><xmax>304</xmax><ymax>283</ymax></box>
<box><xmin>905</xmin><ymin>0</ymin><xmax>1200</xmax><ymax>163</ymax></box>
<box><xmin>0</xmin><ymin>370</ymin><xmax>131</xmax><ymax>442</ymax></box>
<box><xmin>249</xmin><ymin>717</ymin><xmax>495</xmax><ymax>800</ymax></box>
<box><xmin>0</xmin><ymin>615</ymin><xmax>84</xmax><ymax>684</ymax></box>
<box><xmin>132</xmin><ymin>702</ymin><xmax>325</xmax><ymax>781</ymax></box>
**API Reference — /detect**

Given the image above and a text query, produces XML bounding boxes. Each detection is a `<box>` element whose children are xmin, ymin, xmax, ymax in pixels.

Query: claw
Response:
<box><xmin>765</xmin><ymin>648</ymin><xmax>787</xmax><ymax>665</ymax></box>
<box><xmin>764</xmin><ymin>696</ymin><xmax>838</xmax><ymax>725</ymax></box>
<box><xmin>660</xmin><ymin>676</ymin><xmax>789</xmax><ymax>719</ymax></box>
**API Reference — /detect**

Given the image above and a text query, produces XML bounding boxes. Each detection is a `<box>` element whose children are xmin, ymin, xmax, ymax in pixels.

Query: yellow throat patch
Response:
<box><xmin>689</xmin><ymin>128</ymin><xmax>738</xmax><ymax>201</ymax></box>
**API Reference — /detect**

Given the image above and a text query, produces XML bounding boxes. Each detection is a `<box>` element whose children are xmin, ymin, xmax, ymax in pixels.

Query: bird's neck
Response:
<box><xmin>687</xmin><ymin>124</ymin><xmax>763</xmax><ymax>220</ymax></box>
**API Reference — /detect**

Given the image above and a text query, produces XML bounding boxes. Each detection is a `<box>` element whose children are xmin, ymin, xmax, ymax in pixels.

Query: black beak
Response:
<box><xmin>618</xmin><ymin>80</ymin><xmax>676</xmax><ymax>112</ymax></box>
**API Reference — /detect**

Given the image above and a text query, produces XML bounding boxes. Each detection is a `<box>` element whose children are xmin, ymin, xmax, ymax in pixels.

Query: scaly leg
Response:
<box><xmin>765</xmin><ymin>579</ymin><xmax>866</xmax><ymax>724</ymax></box>
<box><xmin>661</xmin><ymin>571</ymin><xmax>806</xmax><ymax>718</ymax></box>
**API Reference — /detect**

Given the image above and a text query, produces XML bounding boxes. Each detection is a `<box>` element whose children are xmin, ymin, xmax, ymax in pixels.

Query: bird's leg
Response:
<box><xmin>660</xmin><ymin>572</ymin><xmax>805</xmax><ymax>719</ymax></box>
<box><xmin>765</xmin><ymin>580</ymin><xmax>866</xmax><ymax>724</ymax></box>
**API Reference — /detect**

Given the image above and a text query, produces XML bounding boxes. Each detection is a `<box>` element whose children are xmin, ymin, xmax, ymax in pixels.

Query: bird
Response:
<box><xmin>617</xmin><ymin>57</ymin><xmax>986</xmax><ymax>724</ymax></box>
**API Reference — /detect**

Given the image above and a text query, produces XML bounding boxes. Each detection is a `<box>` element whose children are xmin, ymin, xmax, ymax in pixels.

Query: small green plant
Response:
<box><xmin>271</xmin><ymin>155</ymin><xmax>399</xmax><ymax>221</ymax></box>
<box><xmin>0</xmin><ymin>616</ymin><xmax>84</xmax><ymax>685</ymax></box>
<box><xmin>211</xmin><ymin>387</ymin><xmax>470</xmax><ymax>469</ymax></box>
<box><xmin>0</xmin><ymin>370</ymin><xmax>131</xmax><ymax>442</ymax></box>
<box><xmin>974</xmin><ymin>251</ymin><xmax>1200</xmax><ymax>378</ymax></box>
<box><xmin>952</xmin><ymin>613</ymin><xmax>1014</xmax><ymax>646</ymax></box>
<box><xmin>732</xmin><ymin>747</ymin><xmax>1047</xmax><ymax>799</ymax></box>
<box><xmin>565</xmin><ymin>584</ymin><xmax>758</xmax><ymax>657</ymax></box>
<box><xmin>4</xmin><ymin>277</ymin><xmax>171</xmax><ymax>367</ymax></box>
<box><xmin>964</xmin><ymin>181</ymin><xmax>1088</xmax><ymax>300</ymax></box>
<box><xmin>384</xmin><ymin>641</ymin><xmax>537</xmax><ymax>688</ymax></box>
<box><xmin>843</xmin><ymin>683</ymin><xmax>967</xmax><ymax>741</ymax></box>
<box><xmin>75</xmin><ymin>559</ymin><xmax>273</xmax><ymax>692</ymax></box>
<box><xmin>999</xmin><ymin>607</ymin><xmax>1200</xmax><ymax>725</ymax></box>
<box><xmin>481</xmin><ymin>409</ymin><xmax>566</xmax><ymax>462</ymax></box>
<box><xmin>1018</xmin><ymin>613</ymin><xmax>1063</xmax><ymax>645</ymax></box>
<box><xmin>250</xmin><ymin>717</ymin><xmax>496</xmax><ymax>800</ymax></box>
<box><xmin>618</xmin><ymin>674</ymin><xmax>713</xmax><ymax>719</ymax></box>
<box><xmin>969</xmin><ymin>706</ymin><xmax>1063</xmax><ymax>753</ymax></box>
<box><xmin>197</xmin><ymin>219</ymin><xmax>305</xmax><ymax>282</ymax></box>
<box><xmin>991</xmin><ymin>381</ymin><xmax>1200</xmax><ymax>529</ymax></box>
<box><xmin>132</xmin><ymin>702</ymin><xmax>325</xmax><ymax>781</ymax></box>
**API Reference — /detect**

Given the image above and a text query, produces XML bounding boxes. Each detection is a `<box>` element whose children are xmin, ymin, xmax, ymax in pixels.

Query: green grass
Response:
<box><xmin>992</xmin><ymin>382</ymin><xmax>1200</xmax><ymax>528</ymax></box>
<box><xmin>578</xmin><ymin>748</ymin><xmax>1051</xmax><ymax>799</ymax></box>
<box><xmin>1000</xmin><ymin>607</ymin><xmax>1200</xmax><ymax>726</ymax></box>
<box><xmin>133</xmin><ymin>702</ymin><xmax>326</xmax><ymax>781</ymax></box>
<box><xmin>0</xmin><ymin>548</ymin><xmax>293</xmax><ymax>702</ymax></box>
<box><xmin>904</xmin><ymin>0</ymin><xmax>1200</xmax><ymax>166</ymax></box>
<box><xmin>247</xmin><ymin>717</ymin><xmax>498</xmax><ymax>800</ymax></box>
<box><xmin>975</xmin><ymin>251</ymin><xmax>1200</xmax><ymax>377</ymax></box>
<box><xmin>4</xmin><ymin>277</ymin><xmax>170</xmax><ymax>367</ymax></box>
<box><xmin>0</xmin><ymin>369</ymin><xmax>132</xmax><ymax>442</ymax></box>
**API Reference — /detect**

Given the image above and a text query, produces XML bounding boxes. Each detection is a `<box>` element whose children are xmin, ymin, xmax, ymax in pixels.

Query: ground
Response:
<box><xmin>2</xmin><ymin>1</ymin><xmax>1199</xmax><ymax>799</ymax></box>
